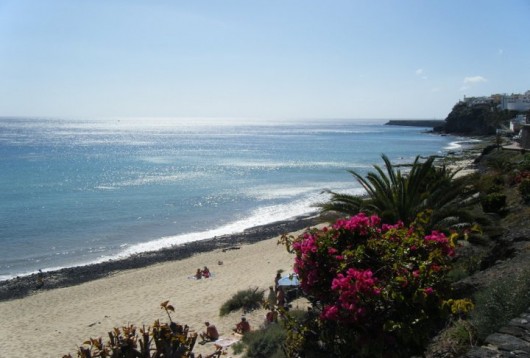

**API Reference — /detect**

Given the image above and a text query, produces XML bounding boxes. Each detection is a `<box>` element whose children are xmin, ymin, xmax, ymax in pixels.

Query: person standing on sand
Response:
<box><xmin>36</xmin><ymin>269</ymin><xmax>44</xmax><ymax>288</ymax></box>
<box><xmin>274</xmin><ymin>272</ymin><xmax>281</xmax><ymax>291</ymax></box>
<box><xmin>267</xmin><ymin>286</ymin><xmax>276</xmax><ymax>306</ymax></box>
<box><xmin>277</xmin><ymin>286</ymin><xmax>285</xmax><ymax>307</ymax></box>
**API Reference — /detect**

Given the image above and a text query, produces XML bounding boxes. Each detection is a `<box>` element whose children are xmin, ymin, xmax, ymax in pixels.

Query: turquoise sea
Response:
<box><xmin>0</xmin><ymin>118</ymin><xmax>468</xmax><ymax>280</ymax></box>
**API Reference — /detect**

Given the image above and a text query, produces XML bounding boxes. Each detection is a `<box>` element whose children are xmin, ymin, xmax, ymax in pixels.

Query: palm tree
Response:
<box><xmin>319</xmin><ymin>154</ymin><xmax>478</xmax><ymax>228</ymax></box>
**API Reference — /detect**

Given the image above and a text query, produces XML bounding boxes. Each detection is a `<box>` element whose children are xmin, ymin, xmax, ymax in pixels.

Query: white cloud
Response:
<box><xmin>463</xmin><ymin>76</ymin><xmax>487</xmax><ymax>84</ymax></box>
<box><xmin>415</xmin><ymin>68</ymin><xmax>428</xmax><ymax>80</ymax></box>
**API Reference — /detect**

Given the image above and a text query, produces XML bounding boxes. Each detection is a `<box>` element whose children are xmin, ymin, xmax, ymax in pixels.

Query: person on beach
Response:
<box><xmin>200</xmin><ymin>321</ymin><xmax>219</xmax><ymax>341</ymax></box>
<box><xmin>36</xmin><ymin>269</ymin><xmax>44</xmax><ymax>288</ymax></box>
<box><xmin>233</xmin><ymin>317</ymin><xmax>251</xmax><ymax>334</ymax></box>
<box><xmin>265</xmin><ymin>308</ymin><xmax>278</xmax><ymax>325</ymax></box>
<box><xmin>195</xmin><ymin>268</ymin><xmax>202</xmax><ymax>279</ymax></box>
<box><xmin>202</xmin><ymin>266</ymin><xmax>211</xmax><ymax>278</ymax></box>
<box><xmin>274</xmin><ymin>272</ymin><xmax>282</xmax><ymax>291</ymax></box>
<box><xmin>267</xmin><ymin>286</ymin><xmax>276</xmax><ymax>306</ymax></box>
<box><xmin>277</xmin><ymin>286</ymin><xmax>286</xmax><ymax>308</ymax></box>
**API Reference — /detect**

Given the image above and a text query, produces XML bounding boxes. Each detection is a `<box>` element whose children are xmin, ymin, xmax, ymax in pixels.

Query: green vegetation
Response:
<box><xmin>471</xmin><ymin>269</ymin><xmax>530</xmax><ymax>340</ymax></box>
<box><xmin>279</xmin><ymin>212</ymin><xmax>473</xmax><ymax>357</ymax></box>
<box><xmin>319</xmin><ymin>154</ymin><xmax>478</xmax><ymax>230</ymax></box>
<box><xmin>296</xmin><ymin>143</ymin><xmax>530</xmax><ymax>356</ymax></box>
<box><xmin>219</xmin><ymin>287</ymin><xmax>264</xmax><ymax>316</ymax></box>
<box><xmin>233</xmin><ymin>323</ymin><xmax>286</xmax><ymax>358</ymax></box>
<box><xmin>480</xmin><ymin>192</ymin><xmax>507</xmax><ymax>213</ymax></box>
<box><xmin>520</xmin><ymin>179</ymin><xmax>530</xmax><ymax>203</ymax></box>
<box><xmin>425</xmin><ymin>146</ymin><xmax>530</xmax><ymax>356</ymax></box>
<box><xmin>64</xmin><ymin>301</ymin><xmax>200</xmax><ymax>358</ymax></box>
<box><xmin>476</xmin><ymin>173</ymin><xmax>504</xmax><ymax>194</ymax></box>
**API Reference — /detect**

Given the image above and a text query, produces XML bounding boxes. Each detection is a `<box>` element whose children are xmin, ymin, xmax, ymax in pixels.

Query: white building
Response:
<box><xmin>510</xmin><ymin>114</ymin><xmax>527</xmax><ymax>132</ymax></box>
<box><xmin>499</xmin><ymin>91</ymin><xmax>530</xmax><ymax>111</ymax></box>
<box><xmin>462</xmin><ymin>95</ymin><xmax>494</xmax><ymax>107</ymax></box>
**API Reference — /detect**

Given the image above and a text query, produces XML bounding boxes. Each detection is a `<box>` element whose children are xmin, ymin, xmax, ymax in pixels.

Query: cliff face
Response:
<box><xmin>444</xmin><ymin>102</ymin><xmax>515</xmax><ymax>135</ymax></box>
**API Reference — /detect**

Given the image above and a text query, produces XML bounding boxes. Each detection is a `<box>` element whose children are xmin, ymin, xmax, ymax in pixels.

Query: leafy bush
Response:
<box><xmin>63</xmin><ymin>301</ymin><xmax>200</xmax><ymax>358</ymax></box>
<box><xmin>486</xmin><ymin>156</ymin><xmax>513</xmax><ymax>173</ymax></box>
<box><xmin>447</xmin><ymin>255</ymin><xmax>482</xmax><ymax>283</ymax></box>
<box><xmin>280</xmin><ymin>212</ymin><xmax>472</xmax><ymax>357</ymax></box>
<box><xmin>219</xmin><ymin>287</ymin><xmax>264</xmax><ymax>316</ymax></box>
<box><xmin>517</xmin><ymin>154</ymin><xmax>530</xmax><ymax>171</ymax></box>
<box><xmin>480</xmin><ymin>193</ymin><xmax>507</xmax><ymax>213</ymax></box>
<box><xmin>477</xmin><ymin>174</ymin><xmax>504</xmax><ymax>194</ymax></box>
<box><xmin>319</xmin><ymin>154</ymin><xmax>478</xmax><ymax>230</ymax></box>
<box><xmin>519</xmin><ymin>178</ymin><xmax>530</xmax><ymax>203</ymax></box>
<box><xmin>471</xmin><ymin>269</ymin><xmax>530</xmax><ymax>340</ymax></box>
<box><xmin>239</xmin><ymin>323</ymin><xmax>286</xmax><ymax>358</ymax></box>
<box><xmin>427</xmin><ymin>319</ymin><xmax>476</xmax><ymax>357</ymax></box>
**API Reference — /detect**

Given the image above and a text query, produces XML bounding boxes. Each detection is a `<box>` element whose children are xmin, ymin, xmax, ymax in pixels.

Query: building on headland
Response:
<box><xmin>499</xmin><ymin>91</ymin><xmax>530</xmax><ymax>111</ymax></box>
<box><xmin>462</xmin><ymin>91</ymin><xmax>530</xmax><ymax>112</ymax></box>
<box><xmin>461</xmin><ymin>95</ymin><xmax>497</xmax><ymax>107</ymax></box>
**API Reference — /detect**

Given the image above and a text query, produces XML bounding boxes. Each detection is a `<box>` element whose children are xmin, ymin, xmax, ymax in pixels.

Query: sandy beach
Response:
<box><xmin>0</xmin><ymin>227</ymin><xmax>315</xmax><ymax>357</ymax></box>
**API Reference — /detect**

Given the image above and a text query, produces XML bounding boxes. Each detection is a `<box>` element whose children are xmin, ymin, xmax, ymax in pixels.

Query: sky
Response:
<box><xmin>0</xmin><ymin>0</ymin><xmax>529</xmax><ymax>121</ymax></box>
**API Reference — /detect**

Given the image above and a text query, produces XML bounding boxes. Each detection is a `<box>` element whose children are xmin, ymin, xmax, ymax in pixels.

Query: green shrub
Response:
<box><xmin>480</xmin><ymin>193</ymin><xmax>507</xmax><ymax>213</ymax></box>
<box><xmin>520</xmin><ymin>179</ymin><xmax>530</xmax><ymax>203</ymax></box>
<box><xmin>487</xmin><ymin>156</ymin><xmax>513</xmax><ymax>173</ymax></box>
<box><xmin>477</xmin><ymin>174</ymin><xmax>504</xmax><ymax>194</ymax></box>
<box><xmin>427</xmin><ymin>319</ymin><xmax>476</xmax><ymax>357</ymax></box>
<box><xmin>470</xmin><ymin>269</ymin><xmax>530</xmax><ymax>340</ymax></box>
<box><xmin>447</xmin><ymin>255</ymin><xmax>482</xmax><ymax>283</ymax></box>
<box><xmin>517</xmin><ymin>154</ymin><xmax>530</xmax><ymax>171</ymax></box>
<box><xmin>64</xmin><ymin>301</ymin><xmax>200</xmax><ymax>358</ymax></box>
<box><xmin>241</xmin><ymin>323</ymin><xmax>286</xmax><ymax>358</ymax></box>
<box><xmin>219</xmin><ymin>287</ymin><xmax>264</xmax><ymax>316</ymax></box>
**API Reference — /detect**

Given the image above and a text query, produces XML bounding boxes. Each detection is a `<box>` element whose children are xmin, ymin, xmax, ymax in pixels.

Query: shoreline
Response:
<box><xmin>0</xmin><ymin>212</ymin><xmax>321</xmax><ymax>302</ymax></box>
<box><xmin>0</xmin><ymin>136</ymin><xmax>481</xmax><ymax>303</ymax></box>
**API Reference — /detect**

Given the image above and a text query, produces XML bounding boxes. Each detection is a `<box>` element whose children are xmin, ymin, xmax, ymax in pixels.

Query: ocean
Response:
<box><xmin>0</xmin><ymin>118</ymin><xmax>467</xmax><ymax>280</ymax></box>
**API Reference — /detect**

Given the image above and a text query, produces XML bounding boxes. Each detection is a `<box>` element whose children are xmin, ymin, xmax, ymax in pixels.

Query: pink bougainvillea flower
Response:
<box><xmin>424</xmin><ymin>287</ymin><xmax>434</xmax><ymax>295</ymax></box>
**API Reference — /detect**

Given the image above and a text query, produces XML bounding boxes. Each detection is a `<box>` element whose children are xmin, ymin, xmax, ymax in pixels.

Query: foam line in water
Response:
<box><xmin>116</xmin><ymin>187</ymin><xmax>366</xmax><ymax>258</ymax></box>
<box><xmin>445</xmin><ymin>138</ymin><xmax>482</xmax><ymax>150</ymax></box>
<box><xmin>117</xmin><ymin>200</ymin><xmax>318</xmax><ymax>257</ymax></box>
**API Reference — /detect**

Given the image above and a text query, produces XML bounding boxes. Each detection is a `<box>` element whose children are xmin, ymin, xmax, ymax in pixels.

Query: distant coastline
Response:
<box><xmin>385</xmin><ymin>119</ymin><xmax>446</xmax><ymax>128</ymax></box>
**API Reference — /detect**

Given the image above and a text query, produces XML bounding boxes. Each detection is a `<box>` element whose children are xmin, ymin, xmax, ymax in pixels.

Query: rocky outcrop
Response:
<box><xmin>444</xmin><ymin>102</ymin><xmax>515</xmax><ymax>135</ymax></box>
